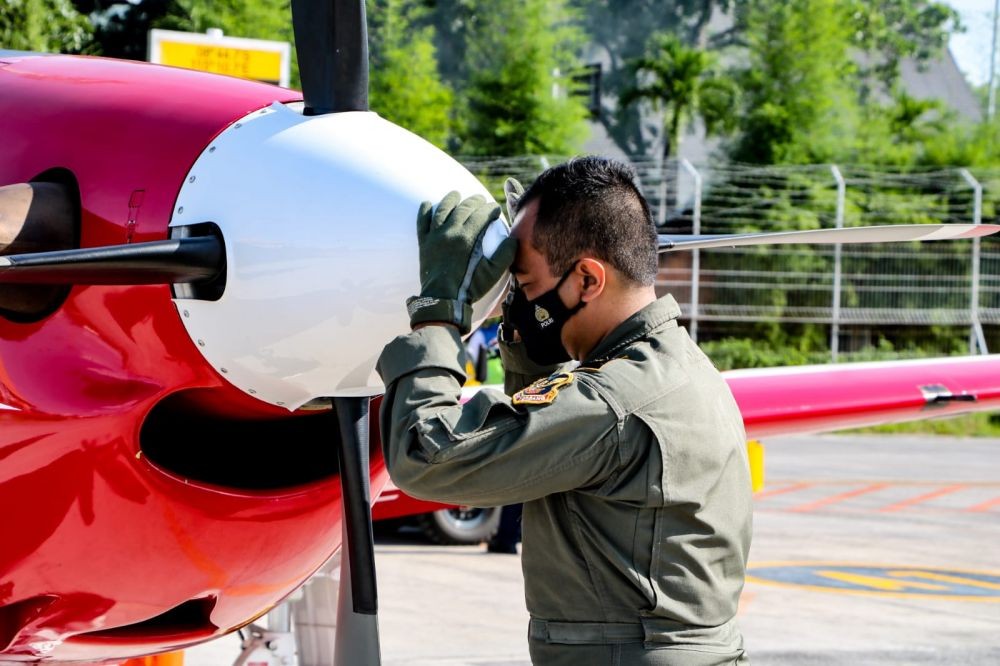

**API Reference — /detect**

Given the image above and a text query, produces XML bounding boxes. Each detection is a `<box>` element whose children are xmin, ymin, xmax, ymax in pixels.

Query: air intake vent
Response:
<box><xmin>72</xmin><ymin>597</ymin><xmax>218</xmax><ymax>642</ymax></box>
<box><xmin>140</xmin><ymin>389</ymin><xmax>339</xmax><ymax>490</ymax></box>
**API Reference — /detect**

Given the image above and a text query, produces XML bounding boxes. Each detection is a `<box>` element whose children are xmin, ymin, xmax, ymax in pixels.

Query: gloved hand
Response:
<box><xmin>504</xmin><ymin>176</ymin><xmax>524</xmax><ymax>223</ymax></box>
<box><xmin>407</xmin><ymin>191</ymin><xmax>517</xmax><ymax>334</ymax></box>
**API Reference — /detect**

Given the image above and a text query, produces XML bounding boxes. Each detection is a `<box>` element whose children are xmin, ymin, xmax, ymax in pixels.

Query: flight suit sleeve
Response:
<box><xmin>376</xmin><ymin>325</ymin><xmax>623</xmax><ymax>507</ymax></box>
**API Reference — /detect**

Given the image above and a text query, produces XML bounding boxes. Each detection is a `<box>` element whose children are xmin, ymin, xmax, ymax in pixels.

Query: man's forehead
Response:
<box><xmin>510</xmin><ymin>201</ymin><xmax>537</xmax><ymax>264</ymax></box>
<box><xmin>510</xmin><ymin>206</ymin><xmax>554</xmax><ymax>278</ymax></box>
<box><xmin>510</xmin><ymin>197</ymin><xmax>537</xmax><ymax>240</ymax></box>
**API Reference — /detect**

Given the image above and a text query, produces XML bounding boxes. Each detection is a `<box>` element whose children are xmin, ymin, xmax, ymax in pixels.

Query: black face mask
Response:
<box><xmin>504</xmin><ymin>264</ymin><xmax>585</xmax><ymax>365</ymax></box>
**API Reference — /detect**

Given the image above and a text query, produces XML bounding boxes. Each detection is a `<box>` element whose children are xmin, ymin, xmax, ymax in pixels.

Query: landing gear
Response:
<box><xmin>417</xmin><ymin>507</ymin><xmax>501</xmax><ymax>545</ymax></box>
<box><xmin>234</xmin><ymin>606</ymin><xmax>298</xmax><ymax>666</ymax></box>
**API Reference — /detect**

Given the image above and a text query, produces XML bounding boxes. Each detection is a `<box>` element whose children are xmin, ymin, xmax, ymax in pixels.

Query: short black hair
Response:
<box><xmin>516</xmin><ymin>156</ymin><xmax>658</xmax><ymax>286</ymax></box>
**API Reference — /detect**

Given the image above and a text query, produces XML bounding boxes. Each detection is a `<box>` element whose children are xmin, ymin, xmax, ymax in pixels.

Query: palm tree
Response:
<box><xmin>620</xmin><ymin>33</ymin><xmax>736</xmax><ymax>223</ymax></box>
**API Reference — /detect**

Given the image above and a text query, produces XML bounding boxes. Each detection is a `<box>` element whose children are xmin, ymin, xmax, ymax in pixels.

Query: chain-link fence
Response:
<box><xmin>461</xmin><ymin>156</ymin><xmax>998</xmax><ymax>360</ymax></box>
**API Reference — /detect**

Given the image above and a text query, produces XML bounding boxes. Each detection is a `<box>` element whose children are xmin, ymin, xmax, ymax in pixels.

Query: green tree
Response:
<box><xmin>843</xmin><ymin>0</ymin><xmax>959</xmax><ymax>91</ymax></box>
<box><xmin>855</xmin><ymin>87</ymin><xmax>960</xmax><ymax>166</ymax></box>
<box><xmin>159</xmin><ymin>0</ymin><xmax>292</xmax><ymax>42</ymax></box>
<box><xmin>727</xmin><ymin>0</ymin><xmax>859</xmax><ymax>164</ymax></box>
<box><xmin>620</xmin><ymin>34</ymin><xmax>736</xmax><ymax>163</ymax></box>
<box><xmin>570</xmin><ymin>0</ymin><xmax>746</xmax><ymax>155</ymax></box>
<box><xmin>74</xmin><ymin>1</ymin><xmax>178</xmax><ymax>61</ymax></box>
<box><xmin>457</xmin><ymin>0</ymin><xmax>589</xmax><ymax>156</ymax></box>
<box><xmin>368</xmin><ymin>0</ymin><xmax>453</xmax><ymax>149</ymax></box>
<box><xmin>1</xmin><ymin>0</ymin><xmax>92</xmax><ymax>53</ymax></box>
<box><xmin>921</xmin><ymin>118</ymin><xmax>1000</xmax><ymax>167</ymax></box>
<box><xmin>722</xmin><ymin>0</ymin><xmax>958</xmax><ymax>91</ymax></box>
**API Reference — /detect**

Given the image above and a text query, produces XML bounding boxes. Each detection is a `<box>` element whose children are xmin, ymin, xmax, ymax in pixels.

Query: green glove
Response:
<box><xmin>407</xmin><ymin>191</ymin><xmax>517</xmax><ymax>334</ymax></box>
<box><xmin>504</xmin><ymin>176</ymin><xmax>524</xmax><ymax>222</ymax></box>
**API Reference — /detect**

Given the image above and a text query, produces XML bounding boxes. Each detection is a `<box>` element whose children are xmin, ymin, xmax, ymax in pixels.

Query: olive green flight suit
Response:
<box><xmin>376</xmin><ymin>296</ymin><xmax>752</xmax><ymax>665</ymax></box>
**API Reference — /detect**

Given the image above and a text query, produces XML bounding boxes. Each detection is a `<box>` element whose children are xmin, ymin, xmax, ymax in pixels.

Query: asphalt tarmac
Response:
<box><xmin>187</xmin><ymin>433</ymin><xmax>1000</xmax><ymax>665</ymax></box>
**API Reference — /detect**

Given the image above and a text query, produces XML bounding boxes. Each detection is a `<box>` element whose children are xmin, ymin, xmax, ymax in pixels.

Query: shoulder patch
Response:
<box><xmin>512</xmin><ymin>371</ymin><xmax>574</xmax><ymax>406</ymax></box>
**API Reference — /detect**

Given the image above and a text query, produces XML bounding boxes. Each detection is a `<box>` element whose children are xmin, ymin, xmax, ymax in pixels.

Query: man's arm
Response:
<box><xmin>376</xmin><ymin>325</ymin><xmax>621</xmax><ymax>507</ymax></box>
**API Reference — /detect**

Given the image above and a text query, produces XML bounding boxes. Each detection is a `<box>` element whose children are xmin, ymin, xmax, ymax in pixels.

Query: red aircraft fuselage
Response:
<box><xmin>0</xmin><ymin>54</ymin><xmax>387</xmax><ymax>662</ymax></box>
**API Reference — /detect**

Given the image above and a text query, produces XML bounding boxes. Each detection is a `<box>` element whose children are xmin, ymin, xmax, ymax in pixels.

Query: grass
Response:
<box><xmin>843</xmin><ymin>411</ymin><xmax>1000</xmax><ymax>438</ymax></box>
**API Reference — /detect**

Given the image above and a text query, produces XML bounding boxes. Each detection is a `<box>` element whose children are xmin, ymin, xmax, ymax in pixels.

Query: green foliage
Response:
<box><xmin>723</xmin><ymin>0</ymin><xmax>964</xmax><ymax>167</ymax></box>
<box><xmin>368</xmin><ymin>0</ymin><xmax>453</xmax><ymax>149</ymax></box>
<box><xmin>842</xmin><ymin>0</ymin><xmax>959</xmax><ymax>91</ymax></box>
<box><xmin>701</xmin><ymin>337</ymin><xmax>825</xmax><ymax>370</ymax></box>
<box><xmin>920</xmin><ymin>120</ymin><xmax>1000</xmax><ymax>168</ymax></box>
<box><xmin>1</xmin><ymin>0</ymin><xmax>93</xmax><ymax>53</ymax></box>
<box><xmin>728</xmin><ymin>0</ymin><xmax>859</xmax><ymax>164</ymax></box>
<box><xmin>620</xmin><ymin>33</ymin><xmax>736</xmax><ymax>159</ymax></box>
<box><xmin>570</xmin><ymin>0</ymin><xmax>745</xmax><ymax>155</ymax></box>
<box><xmin>75</xmin><ymin>1</ymin><xmax>182</xmax><ymax>61</ymax></box>
<box><xmin>701</xmin><ymin>333</ymin><xmax>961</xmax><ymax>372</ymax></box>
<box><xmin>846</xmin><ymin>411</ymin><xmax>1000</xmax><ymax>437</ymax></box>
<box><xmin>852</xmin><ymin>91</ymin><xmax>943</xmax><ymax>166</ymax></box>
<box><xmin>158</xmin><ymin>0</ymin><xmax>292</xmax><ymax>41</ymax></box>
<box><xmin>456</xmin><ymin>0</ymin><xmax>589</xmax><ymax>156</ymax></box>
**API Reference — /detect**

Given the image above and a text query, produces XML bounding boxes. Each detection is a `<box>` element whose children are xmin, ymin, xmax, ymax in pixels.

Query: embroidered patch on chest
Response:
<box><xmin>512</xmin><ymin>372</ymin><xmax>574</xmax><ymax>405</ymax></box>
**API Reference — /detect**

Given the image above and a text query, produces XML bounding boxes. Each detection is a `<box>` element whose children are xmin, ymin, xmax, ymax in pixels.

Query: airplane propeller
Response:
<box><xmin>0</xmin><ymin>224</ymin><xmax>995</xmax><ymax>285</ymax></box>
<box><xmin>287</xmin><ymin>2</ymin><xmax>383</xmax><ymax>665</ymax></box>
<box><xmin>291</xmin><ymin>0</ymin><xmax>368</xmax><ymax>115</ymax></box>
<box><xmin>658</xmin><ymin>223</ymin><xmax>999</xmax><ymax>253</ymax></box>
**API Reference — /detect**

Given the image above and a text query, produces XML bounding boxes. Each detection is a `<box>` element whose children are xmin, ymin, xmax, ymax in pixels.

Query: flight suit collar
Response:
<box><xmin>583</xmin><ymin>295</ymin><xmax>681</xmax><ymax>366</ymax></box>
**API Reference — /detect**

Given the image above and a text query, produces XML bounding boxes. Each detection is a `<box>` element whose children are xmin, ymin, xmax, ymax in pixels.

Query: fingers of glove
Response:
<box><xmin>416</xmin><ymin>200</ymin><xmax>434</xmax><ymax>238</ymax></box>
<box><xmin>432</xmin><ymin>191</ymin><xmax>462</xmax><ymax>229</ymax></box>
<box><xmin>504</xmin><ymin>177</ymin><xmax>524</xmax><ymax>199</ymax></box>
<box><xmin>470</xmin><ymin>236</ymin><xmax>517</xmax><ymax>301</ymax></box>
<box><xmin>444</xmin><ymin>194</ymin><xmax>487</xmax><ymax>236</ymax></box>
<box><xmin>460</xmin><ymin>199</ymin><xmax>502</xmax><ymax>244</ymax></box>
<box><xmin>503</xmin><ymin>177</ymin><xmax>524</xmax><ymax>221</ymax></box>
<box><xmin>486</xmin><ymin>234</ymin><xmax>517</xmax><ymax>272</ymax></box>
<box><xmin>478</xmin><ymin>200</ymin><xmax>503</xmax><ymax>228</ymax></box>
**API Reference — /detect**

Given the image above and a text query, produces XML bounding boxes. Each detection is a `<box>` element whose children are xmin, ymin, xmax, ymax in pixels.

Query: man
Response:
<box><xmin>377</xmin><ymin>157</ymin><xmax>752</xmax><ymax>665</ymax></box>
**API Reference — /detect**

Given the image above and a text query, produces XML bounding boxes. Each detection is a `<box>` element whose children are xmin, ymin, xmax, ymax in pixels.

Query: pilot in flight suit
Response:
<box><xmin>377</xmin><ymin>157</ymin><xmax>752</xmax><ymax>665</ymax></box>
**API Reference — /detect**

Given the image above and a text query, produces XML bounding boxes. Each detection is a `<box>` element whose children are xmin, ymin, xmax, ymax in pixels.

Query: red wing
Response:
<box><xmin>725</xmin><ymin>355</ymin><xmax>1000</xmax><ymax>439</ymax></box>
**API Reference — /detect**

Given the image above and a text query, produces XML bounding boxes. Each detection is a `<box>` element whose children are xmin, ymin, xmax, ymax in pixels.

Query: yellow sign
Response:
<box><xmin>149</xmin><ymin>29</ymin><xmax>290</xmax><ymax>87</ymax></box>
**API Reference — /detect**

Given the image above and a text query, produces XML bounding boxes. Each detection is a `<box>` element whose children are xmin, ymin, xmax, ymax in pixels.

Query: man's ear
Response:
<box><xmin>576</xmin><ymin>258</ymin><xmax>606</xmax><ymax>302</ymax></box>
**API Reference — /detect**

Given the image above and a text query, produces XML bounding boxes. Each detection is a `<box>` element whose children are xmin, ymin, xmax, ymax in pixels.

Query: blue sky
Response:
<box><xmin>948</xmin><ymin>0</ymin><xmax>995</xmax><ymax>86</ymax></box>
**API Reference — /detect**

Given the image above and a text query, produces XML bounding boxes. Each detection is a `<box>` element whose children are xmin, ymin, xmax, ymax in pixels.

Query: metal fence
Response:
<box><xmin>460</xmin><ymin>157</ymin><xmax>999</xmax><ymax>359</ymax></box>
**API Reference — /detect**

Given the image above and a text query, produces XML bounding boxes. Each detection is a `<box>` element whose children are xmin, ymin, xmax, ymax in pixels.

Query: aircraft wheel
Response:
<box><xmin>416</xmin><ymin>506</ymin><xmax>501</xmax><ymax>545</ymax></box>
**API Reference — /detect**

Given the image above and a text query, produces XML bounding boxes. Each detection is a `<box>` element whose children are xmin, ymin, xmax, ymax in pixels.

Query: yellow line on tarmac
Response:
<box><xmin>817</xmin><ymin>570</ymin><xmax>947</xmax><ymax>592</ymax></box>
<box><xmin>887</xmin><ymin>570</ymin><xmax>1000</xmax><ymax>591</ymax></box>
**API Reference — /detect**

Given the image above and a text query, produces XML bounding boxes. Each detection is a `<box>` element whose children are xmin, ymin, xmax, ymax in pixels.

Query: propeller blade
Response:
<box><xmin>658</xmin><ymin>223</ymin><xmax>1000</xmax><ymax>253</ymax></box>
<box><xmin>332</xmin><ymin>396</ymin><xmax>382</xmax><ymax>666</ymax></box>
<box><xmin>0</xmin><ymin>236</ymin><xmax>224</xmax><ymax>285</ymax></box>
<box><xmin>291</xmin><ymin>0</ymin><xmax>369</xmax><ymax>115</ymax></box>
